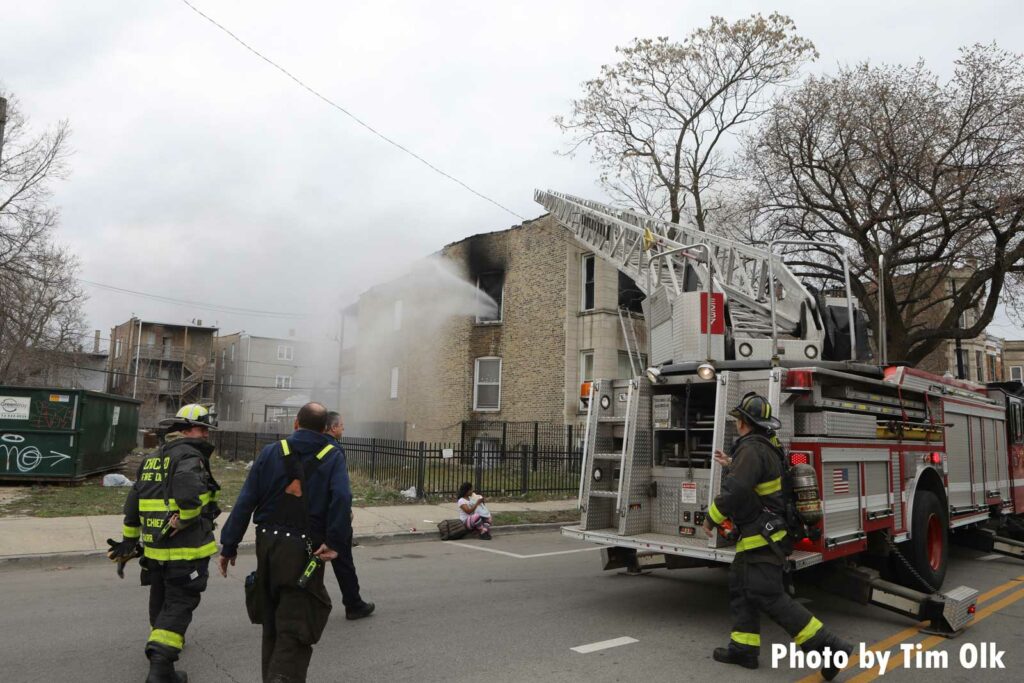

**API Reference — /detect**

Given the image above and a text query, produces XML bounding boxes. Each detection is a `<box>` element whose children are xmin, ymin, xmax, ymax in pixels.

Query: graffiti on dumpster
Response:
<box><xmin>32</xmin><ymin>402</ymin><xmax>73</xmax><ymax>430</ymax></box>
<box><xmin>0</xmin><ymin>434</ymin><xmax>72</xmax><ymax>473</ymax></box>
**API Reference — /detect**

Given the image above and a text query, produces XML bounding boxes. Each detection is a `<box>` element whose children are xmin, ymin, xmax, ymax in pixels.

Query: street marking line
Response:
<box><xmin>847</xmin><ymin>584</ymin><xmax>1024</xmax><ymax>683</ymax></box>
<box><xmin>571</xmin><ymin>637</ymin><xmax>638</xmax><ymax>654</ymax></box>
<box><xmin>796</xmin><ymin>574</ymin><xmax>1024</xmax><ymax>683</ymax></box>
<box><xmin>423</xmin><ymin>520</ymin><xmax>435</xmax><ymax>523</ymax></box>
<box><xmin>451</xmin><ymin>543</ymin><xmax>601</xmax><ymax>559</ymax></box>
<box><xmin>978</xmin><ymin>554</ymin><xmax>1001</xmax><ymax>561</ymax></box>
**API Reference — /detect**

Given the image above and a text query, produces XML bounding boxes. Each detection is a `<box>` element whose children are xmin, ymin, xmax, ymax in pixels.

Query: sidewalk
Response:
<box><xmin>0</xmin><ymin>499</ymin><xmax>577</xmax><ymax>559</ymax></box>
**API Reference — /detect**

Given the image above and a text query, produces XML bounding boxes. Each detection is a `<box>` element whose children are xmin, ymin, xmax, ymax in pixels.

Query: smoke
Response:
<box><xmin>339</xmin><ymin>253</ymin><xmax>498</xmax><ymax>437</ymax></box>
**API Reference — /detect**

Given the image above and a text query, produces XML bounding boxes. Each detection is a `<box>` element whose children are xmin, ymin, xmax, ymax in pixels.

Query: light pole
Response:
<box><xmin>0</xmin><ymin>97</ymin><xmax>8</xmax><ymax>167</ymax></box>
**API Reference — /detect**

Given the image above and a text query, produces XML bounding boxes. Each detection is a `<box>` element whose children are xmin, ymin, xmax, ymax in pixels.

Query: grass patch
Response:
<box><xmin>0</xmin><ymin>452</ymin><xmax>577</xmax><ymax>518</ymax></box>
<box><xmin>493</xmin><ymin>509</ymin><xmax>579</xmax><ymax>526</ymax></box>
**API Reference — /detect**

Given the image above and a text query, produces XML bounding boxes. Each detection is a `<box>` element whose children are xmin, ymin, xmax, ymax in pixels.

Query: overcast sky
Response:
<box><xmin>3</xmin><ymin>0</ymin><xmax>1023</xmax><ymax>343</ymax></box>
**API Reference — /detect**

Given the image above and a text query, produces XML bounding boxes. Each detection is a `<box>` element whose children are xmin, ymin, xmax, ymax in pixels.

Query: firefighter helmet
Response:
<box><xmin>728</xmin><ymin>392</ymin><xmax>781</xmax><ymax>431</ymax></box>
<box><xmin>160</xmin><ymin>403</ymin><xmax>218</xmax><ymax>431</ymax></box>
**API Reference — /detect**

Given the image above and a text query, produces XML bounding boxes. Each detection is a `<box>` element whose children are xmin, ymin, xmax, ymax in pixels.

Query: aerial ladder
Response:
<box><xmin>535</xmin><ymin>189</ymin><xmax>863</xmax><ymax>366</ymax></box>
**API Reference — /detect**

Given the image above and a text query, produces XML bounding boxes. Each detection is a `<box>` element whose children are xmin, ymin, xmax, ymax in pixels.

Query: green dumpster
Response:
<box><xmin>0</xmin><ymin>386</ymin><xmax>141</xmax><ymax>481</ymax></box>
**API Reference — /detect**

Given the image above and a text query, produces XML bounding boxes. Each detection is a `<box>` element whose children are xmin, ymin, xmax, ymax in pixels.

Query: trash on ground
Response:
<box><xmin>102</xmin><ymin>473</ymin><xmax>133</xmax><ymax>487</ymax></box>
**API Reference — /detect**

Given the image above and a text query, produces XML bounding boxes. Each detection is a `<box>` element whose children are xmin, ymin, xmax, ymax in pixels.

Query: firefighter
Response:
<box><xmin>218</xmin><ymin>402</ymin><xmax>352</xmax><ymax>683</ymax></box>
<box><xmin>323</xmin><ymin>410</ymin><xmax>375</xmax><ymax>620</ymax></box>
<box><xmin>702</xmin><ymin>392</ymin><xmax>852</xmax><ymax>680</ymax></box>
<box><xmin>108</xmin><ymin>403</ymin><xmax>221</xmax><ymax>683</ymax></box>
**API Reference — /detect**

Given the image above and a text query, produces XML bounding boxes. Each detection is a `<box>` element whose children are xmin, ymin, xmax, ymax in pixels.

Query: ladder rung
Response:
<box><xmin>598</xmin><ymin>416</ymin><xmax>625</xmax><ymax>423</ymax></box>
<box><xmin>593</xmin><ymin>453</ymin><xmax>622</xmax><ymax>461</ymax></box>
<box><xmin>589</xmin><ymin>490</ymin><xmax>619</xmax><ymax>499</ymax></box>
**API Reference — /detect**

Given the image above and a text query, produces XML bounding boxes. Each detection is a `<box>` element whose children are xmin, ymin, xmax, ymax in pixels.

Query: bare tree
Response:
<box><xmin>745</xmin><ymin>44</ymin><xmax>1024</xmax><ymax>365</ymax></box>
<box><xmin>0</xmin><ymin>91</ymin><xmax>86</xmax><ymax>384</ymax></box>
<box><xmin>556</xmin><ymin>13</ymin><xmax>817</xmax><ymax>229</ymax></box>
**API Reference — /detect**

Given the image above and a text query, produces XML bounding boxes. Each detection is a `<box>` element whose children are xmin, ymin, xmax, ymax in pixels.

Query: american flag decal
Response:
<box><xmin>832</xmin><ymin>467</ymin><xmax>850</xmax><ymax>494</ymax></box>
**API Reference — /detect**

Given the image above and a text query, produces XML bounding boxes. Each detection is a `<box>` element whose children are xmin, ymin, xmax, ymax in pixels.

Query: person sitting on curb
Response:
<box><xmin>457</xmin><ymin>481</ymin><xmax>492</xmax><ymax>540</ymax></box>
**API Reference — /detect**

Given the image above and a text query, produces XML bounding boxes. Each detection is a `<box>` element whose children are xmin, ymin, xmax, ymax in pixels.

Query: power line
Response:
<box><xmin>176</xmin><ymin>0</ymin><xmax>525</xmax><ymax>221</ymax></box>
<box><xmin>80</xmin><ymin>279</ymin><xmax>309</xmax><ymax>319</ymax></box>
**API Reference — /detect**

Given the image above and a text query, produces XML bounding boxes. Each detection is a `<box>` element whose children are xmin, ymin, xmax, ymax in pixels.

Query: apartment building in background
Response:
<box><xmin>106</xmin><ymin>319</ymin><xmax>218</xmax><ymax>426</ymax></box>
<box><xmin>214</xmin><ymin>332</ymin><xmax>339</xmax><ymax>425</ymax></box>
<box><xmin>337</xmin><ymin>213</ymin><xmax>647</xmax><ymax>443</ymax></box>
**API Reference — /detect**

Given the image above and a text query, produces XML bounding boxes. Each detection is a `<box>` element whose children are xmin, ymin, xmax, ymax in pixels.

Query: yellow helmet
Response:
<box><xmin>160</xmin><ymin>403</ymin><xmax>218</xmax><ymax>431</ymax></box>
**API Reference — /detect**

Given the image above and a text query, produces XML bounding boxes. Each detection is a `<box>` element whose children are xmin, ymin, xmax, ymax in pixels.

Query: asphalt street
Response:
<box><xmin>1</xmin><ymin>531</ymin><xmax>1022</xmax><ymax>682</ymax></box>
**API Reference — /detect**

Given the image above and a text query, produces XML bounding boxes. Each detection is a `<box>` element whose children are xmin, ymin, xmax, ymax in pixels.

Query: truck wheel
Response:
<box><xmin>897</xmin><ymin>490</ymin><xmax>948</xmax><ymax>591</ymax></box>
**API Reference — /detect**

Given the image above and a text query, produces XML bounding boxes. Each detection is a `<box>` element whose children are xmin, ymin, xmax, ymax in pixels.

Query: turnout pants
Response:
<box><xmin>257</xmin><ymin>530</ymin><xmax>332</xmax><ymax>683</ymax></box>
<box><xmin>727</xmin><ymin>554</ymin><xmax>828</xmax><ymax>657</ymax></box>
<box><xmin>330</xmin><ymin>531</ymin><xmax>364</xmax><ymax>609</ymax></box>
<box><xmin>144</xmin><ymin>558</ymin><xmax>210</xmax><ymax>660</ymax></box>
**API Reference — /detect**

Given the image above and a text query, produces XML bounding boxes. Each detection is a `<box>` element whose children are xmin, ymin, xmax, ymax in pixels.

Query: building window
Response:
<box><xmin>617</xmin><ymin>351</ymin><xmax>648</xmax><ymax>379</ymax></box>
<box><xmin>475</xmin><ymin>272</ymin><xmax>504</xmax><ymax>323</ymax></box>
<box><xmin>393</xmin><ymin>300</ymin><xmax>403</xmax><ymax>331</ymax></box>
<box><xmin>1012</xmin><ymin>366</ymin><xmax>1023</xmax><ymax>381</ymax></box>
<box><xmin>277</xmin><ymin>345</ymin><xmax>294</xmax><ymax>361</ymax></box>
<box><xmin>582</xmin><ymin>254</ymin><xmax>595</xmax><ymax>311</ymax></box>
<box><xmin>115</xmin><ymin>338</ymin><xmax>122</xmax><ymax>358</ymax></box>
<box><xmin>975</xmin><ymin>350</ymin><xmax>984</xmax><ymax>382</ymax></box>
<box><xmin>579</xmin><ymin>350</ymin><xmax>594</xmax><ymax>411</ymax></box>
<box><xmin>473</xmin><ymin>357</ymin><xmax>502</xmax><ymax>411</ymax></box>
<box><xmin>390</xmin><ymin>367</ymin><xmax>399</xmax><ymax>399</ymax></box>
<box><xmin>275</xmin><ymin>375</ymin><xmax>292</xmax><ymax>389</ymax></box>
<box><xmin>230</xmin><ymin>343</ymin><xmax>235</xmax><ymax>361</ymax></box>
<box><xmin>220</xmin><ymin>349</ymin><xmax>226</xmax><ymax>369</ymax></box>
<box><xmin>987</xmin><ymin>354</ymin><xmax>997</xmax><ymax>383</ymax></box>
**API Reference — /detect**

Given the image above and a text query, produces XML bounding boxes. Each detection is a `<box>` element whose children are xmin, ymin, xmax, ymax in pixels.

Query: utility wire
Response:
<box><xmin>177</xmin><ymin>0</ymin><xmax>526</xmax><ymax>221</ymax></box>
<box><xmin>80</xmin><ymin>279</ymin><xmax>309</xmax><ymax>319</ymax></box>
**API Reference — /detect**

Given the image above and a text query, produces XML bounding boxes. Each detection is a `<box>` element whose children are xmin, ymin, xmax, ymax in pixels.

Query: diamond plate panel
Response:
<box><xmin>707</xmin><ymin>371</ymin><xmax>741</xmax><ymax>548</ymax></box>
<box><xmin>619</xmin><ymin>378</ymin><xmax>653</xmax><ymax>536</ymax></box>
<box><xmin>654</xmin><ymin>475</ymin><xmax>680</xmax><ymax>533</ymax></box>
<box><xmin>583</xmin><ymin>496</ymin><xmax>616</xmax><ymax>530</ymax></box>
<box><xmin>795</xmin><ymin>411</ymin><xmax>877</xmax><ymax>438</ymax></box>
<box><xmin>650</xmin><ymin>322</ymin><xmax>674</xmax><ymax>366</ymax></box>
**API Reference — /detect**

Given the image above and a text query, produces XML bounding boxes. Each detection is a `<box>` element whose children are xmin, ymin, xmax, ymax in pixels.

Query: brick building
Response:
<box><xmin>337</xmin><ymin>214</ymin><xmax>647</xmax><ymax>443</ymax></box>
<box><xmin>106</xmin><ymin>318</ymin><xmax>217</xmax><ymax>426</ymax></box>
<box><xmin>214</xmin><ymin>332</ymin><xmax>339</xmax><ymax>425</ymax></box>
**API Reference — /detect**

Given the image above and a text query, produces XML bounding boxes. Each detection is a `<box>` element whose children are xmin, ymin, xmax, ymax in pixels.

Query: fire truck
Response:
<box><xmin>535</xmin><ymin>189</ymin><xmax>1024</xmax><ymax>636</ymax></box>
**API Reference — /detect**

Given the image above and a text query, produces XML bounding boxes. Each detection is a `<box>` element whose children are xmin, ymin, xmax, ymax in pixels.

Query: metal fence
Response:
<box><xmin>209</xmin><ymin>425</ymin><xmax>582</xmax><ymax>498</ymax></box>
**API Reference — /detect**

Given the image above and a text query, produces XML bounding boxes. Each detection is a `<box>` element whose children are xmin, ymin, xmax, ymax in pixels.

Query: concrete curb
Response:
<box><xmin>0</xmin><ymin>522</ymin><xmax>568</xmax><ymax>569</ymax></box>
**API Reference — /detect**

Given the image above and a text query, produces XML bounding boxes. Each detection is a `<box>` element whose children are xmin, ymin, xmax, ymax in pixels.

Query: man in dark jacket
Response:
<box><xmin>108</xmin><ymin>403</ymin><xmax>221</xmax><ymax>683</ymax></box>
<box><xmin>218</xmin><ymin>402</ymin><xmax>352</xmax><ymax>683</ymax></box>
<box><xmin>323</xmin><ymin>411</ymin><xmax>374</xmax><ymax>620</ymax></box>
<box><xmin>703</xmin><ymin>392</ymin><xmax>851</xmax><ymax>680</ymax></box>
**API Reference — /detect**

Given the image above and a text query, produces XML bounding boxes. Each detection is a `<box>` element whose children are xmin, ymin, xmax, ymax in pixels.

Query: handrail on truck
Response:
<box><xmin>768</xmin><ymin>239</ymin><xmax>856</xmax><ymax>361</ymax></box>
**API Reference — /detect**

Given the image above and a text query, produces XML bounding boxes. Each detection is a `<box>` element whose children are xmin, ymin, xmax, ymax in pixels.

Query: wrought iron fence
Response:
<box><xmin>209</xmin><ymin>426</ymin><xmax>582</xmax><ymax>498</ymax></box>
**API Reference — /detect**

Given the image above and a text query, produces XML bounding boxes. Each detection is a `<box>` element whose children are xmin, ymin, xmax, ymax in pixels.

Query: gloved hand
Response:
<box><xmin>106</xmin><ymin>537</ymin><xmax>141</xmax><ymax>562</ymax></box>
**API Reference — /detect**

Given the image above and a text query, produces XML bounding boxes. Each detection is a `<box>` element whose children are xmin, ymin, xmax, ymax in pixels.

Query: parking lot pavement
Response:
<box><xmin>1</xmin><ymin>531</ymin><xmax>1022</xmax><ymax>682</ymax></box>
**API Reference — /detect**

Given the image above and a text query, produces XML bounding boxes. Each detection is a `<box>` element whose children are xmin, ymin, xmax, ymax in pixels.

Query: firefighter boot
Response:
<box><xmin>145</xmin><ymin>653</ymin><xmax>188</xmax><ymax>683</ymax></box>
<box><xmin>712</xmin><ymin>647</ymin><xmax>759</xmax><ymax>670</ymax></box>
<box><xmin>803</xmin><ymin>632</ymin><xmax>853</xmax><ymax>682</ymax></box>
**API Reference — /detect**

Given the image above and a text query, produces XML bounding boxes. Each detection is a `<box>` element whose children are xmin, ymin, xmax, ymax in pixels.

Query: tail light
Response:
<box><xmin>929</xmin><ymin>452</ymin><xmax>943</xmax><ymax>465</ymax></box>
<box><xmin>785</xmin><ymin>369</ymin><xmax>814</xmax><ymax>391</ymax></box>
<box><xmin>790</xmin><ymin>451</ymin><xmax>812</xmax><ymax>466</ymax></box>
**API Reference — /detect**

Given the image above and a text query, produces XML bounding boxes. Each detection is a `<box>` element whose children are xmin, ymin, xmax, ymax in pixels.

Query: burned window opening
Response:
<box><xmin>618</xmin><ymin>271</ymin><xmax>644</xmax><ymax>313</ymax></box>
<box><xmin>476</xmin><ymin>272</ymin><xmax>504</xmax><ymax>323</ymax></box>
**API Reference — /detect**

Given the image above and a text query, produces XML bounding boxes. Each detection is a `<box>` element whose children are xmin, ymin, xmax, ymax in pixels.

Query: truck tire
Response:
<box><xmin>897</xmin><ymin>489</ymin><xmax>948</xmax><ymax>591</ymax></box>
